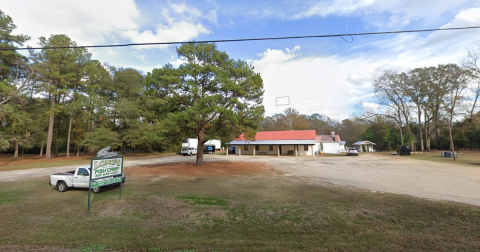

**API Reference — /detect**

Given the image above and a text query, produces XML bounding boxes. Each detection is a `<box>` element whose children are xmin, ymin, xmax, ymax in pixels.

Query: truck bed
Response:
<box><xmin>52</xmin><ymin>170</ymin><xmax>75</xmax><ymax>175</ymax></box>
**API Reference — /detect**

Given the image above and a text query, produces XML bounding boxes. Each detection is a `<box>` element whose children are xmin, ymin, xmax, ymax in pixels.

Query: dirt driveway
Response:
<box><xmin>2</xmin><ymin>153</ymin><xmax>480</xmax><ymax>206</ymax></box>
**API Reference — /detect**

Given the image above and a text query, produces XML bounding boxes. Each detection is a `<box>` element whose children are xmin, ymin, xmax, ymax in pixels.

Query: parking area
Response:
<box><xmin>209</xmin><ymin>154</ymin><xmax>480</xmax><ymax>207</ymax></box>
<box><xmin>2</xmin><ymin>153</ymin><xmax>480</xmax><ymax>206</ymax></box>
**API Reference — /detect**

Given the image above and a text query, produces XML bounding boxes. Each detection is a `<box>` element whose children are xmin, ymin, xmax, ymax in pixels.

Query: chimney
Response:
<box><xmin>331</xmin><ymin>131</ymin><xmax>335</xmax><ymax>140</ymax></box>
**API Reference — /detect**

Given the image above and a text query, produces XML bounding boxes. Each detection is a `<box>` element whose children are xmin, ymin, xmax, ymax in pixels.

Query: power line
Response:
<box><xmin>3</xmin><ymin>26</ymin><xmax>480</xmax><ymax>51</ymax></box>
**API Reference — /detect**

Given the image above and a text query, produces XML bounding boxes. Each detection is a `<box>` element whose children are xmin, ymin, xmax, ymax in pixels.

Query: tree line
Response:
<box><xmin>365</xmin><ymin>53</ymin><xmax>480</xmax><ymax>152</ymax></box>
<box><xmin>0</xmin><ymin>10</ymin><xmax>264</xmax><ymax>165</ymax></box>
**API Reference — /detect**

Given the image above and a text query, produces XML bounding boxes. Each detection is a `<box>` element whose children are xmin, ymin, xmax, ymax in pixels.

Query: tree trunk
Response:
<box><xmin>67</xmin><ymin>84</ymin><xmax>77</xmax><ymax>158</ymax></box>
<box><xmin>21</xmin><ymin>147</ymin><xmax>24</xmax><ymax>157</ymax></box>
<box><xmin>14</xmin><ymin>142</ymin><xmax>19</xmax><ymax>158</ymax></box>
<box><xmin>46</xmin><ymin>94</ymin><xmax>56</xmax><ymax>159</ymax></box>
<box><xmin>66</xmin><ymin>117</ymin><xmax>73</xmax><ymax>158</ymax></box>
<box><xmin>39</xmin><ymin>140</ymin><xmax>44</xmax><ymax>157</ymax></box>
<box><xmin>54</xmin><ymin>141</ymin><xmax>58</xmax><ymax>157</ymax></box>
<box><xmin>418</xmin><ymin>109</ymin><xmax>424</xmax><ymax>151</ymax></box>
<box><xmin>196</xmin><ymin>135</ymin><xmax>205</xmax><ymax>166</ymax></box>
<box><xmin>424</xmin><ymin>113</ymin><xmax>431</xmax><ymax>151</ymax></box>
<box><xmin>121</xmin><ymin>145</ymin><xmax>127</xmax><ymax>155</ymax></box>
<box><xmin>448</xmin><ymin>120</ymin><xmax>456</xmax><ymax>161</ymax></box>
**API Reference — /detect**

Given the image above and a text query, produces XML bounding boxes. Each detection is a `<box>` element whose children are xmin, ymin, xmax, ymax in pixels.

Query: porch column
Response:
<box><xmin>312</xmin><ymin>145</ymin><xmax>314</xmax><ymax>158</ymax></box>
<box><xmin>277</xmin><ymin>145</ymin><xmax>280</xmax><ymax>157</ymax></box>
<box><xmin>238</xmin><ymin>145</ymin><xmax>241</xmax><ymax>156</ymax></box>
<box><xmin>253</xmin><ymin>146</ymin><xmax>256</xmax><ymax>156</ymax></box>
<box><xmin>295</xmin><ymin>145</ymin><xmax>297</xmax><ymax>157</ymax></box>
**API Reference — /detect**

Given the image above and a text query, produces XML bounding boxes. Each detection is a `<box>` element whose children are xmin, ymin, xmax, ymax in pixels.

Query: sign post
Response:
<box><xmin>87</xmin><ymin>156</ymin><xmax>123</xmax><ymax>215</ymax></box>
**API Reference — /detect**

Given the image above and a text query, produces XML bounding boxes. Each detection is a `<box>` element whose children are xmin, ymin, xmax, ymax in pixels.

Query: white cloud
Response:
<box><xmin>361</xmin><ymin>101</ymin><xmax>381</xmax><ymax>113</ymax></box>
<box><xmin>291</xmin><ymin>0</ymin><xmax>479</xmax><ymax>24</ymax></box>
<box><xmin>3</xmin><ymin>0</ymin><xmax>211</xmax><ymax>52</ymax></box>
<box><xmin>208</xmin><ymin>10</ymin><xmax>218</xmax><ymax>24</ymax></box>
<box><xmin>170</xmin><ymin>2</ymin><xmax>202</xmax><ymax>17</ymax></box>
<box><xmin>121</xmin><ymin>3</ymin><xmax>210</xmax><ymax>49</ymax></box>
<box><xmin>3</xmin><ymin>0</ymin><xmax>140</xmax><ymax>46</ymax></box>
<box><xmin>252</xmin><ymin>46</ymin><xmax>372</xmax><ymax>119</ymax></box>
<box><xmin>122</xmin><ymin>21</ymin><xmax>209</xmax><ymax>48</ymax></box>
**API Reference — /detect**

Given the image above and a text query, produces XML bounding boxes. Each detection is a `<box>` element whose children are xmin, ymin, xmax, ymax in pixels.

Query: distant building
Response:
<box><xmin>352</xmin><ymin>141</ymin><xmax>376</xmax><ymax>152</ymax></box>
<box><xmin>315</xmin><ymin>131</ymin><xmax>346</xmax><ymax>154</ymax></box>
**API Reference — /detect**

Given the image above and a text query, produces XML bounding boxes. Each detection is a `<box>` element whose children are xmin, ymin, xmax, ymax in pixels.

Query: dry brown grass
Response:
<box><xmin>0</xmin><ymin>161</ymin><xmax>479</xmax><ymax>251</ymax></box>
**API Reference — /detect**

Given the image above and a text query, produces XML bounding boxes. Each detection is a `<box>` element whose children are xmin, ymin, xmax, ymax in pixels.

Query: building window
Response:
<box><xmin>245</xmin><ymin>145</ymin><xmax>248</xmax><ymax>151</ymax></box>
<box><xmin>269</xmin><ymin>145</ymin><xmax>273</xmax><ymax>151</ymax></box>
<box><xmin>255</xmin><ymin>145</ymin><xmax>259</xmax><ymax>151</ymax></box>
<box><xmin>304</xmin><ymin>145</ymin><xmax>308</xmax><ymax>151</ymax></box>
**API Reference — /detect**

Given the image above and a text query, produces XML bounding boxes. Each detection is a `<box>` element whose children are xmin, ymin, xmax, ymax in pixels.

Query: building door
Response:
<box><xmin>279</xmin><ymin>145</ymin><xmax>282</xmax><ymax>154</ymax></box>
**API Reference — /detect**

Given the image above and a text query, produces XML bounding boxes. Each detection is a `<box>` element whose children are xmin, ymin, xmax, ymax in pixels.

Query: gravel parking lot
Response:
<box><xmin>2</xmin><ymin>153</ymin><xmax>480</xmax><ymax>206</ymax></box>
<box><xmin>216</xmin><ymin>153</ymin><xmax>480</xmax><ymax>207</ymax></box>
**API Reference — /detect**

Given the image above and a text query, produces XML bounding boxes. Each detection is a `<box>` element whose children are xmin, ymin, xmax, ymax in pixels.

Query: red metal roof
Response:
<box><xmin>315</xmin><ymin>135</ymin><xmax>341</xmax><ymax>142</ymax></box>
<box><xmin>236</xmin><ymin>130</ymin><xmax>316</xmax><ymax>141</ymax></box>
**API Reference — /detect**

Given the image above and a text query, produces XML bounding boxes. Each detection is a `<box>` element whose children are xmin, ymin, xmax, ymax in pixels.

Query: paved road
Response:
<box><xmin>2</xmin><ymin>154</ymin><xmax>480</xmax><ymax>207</ymax></box>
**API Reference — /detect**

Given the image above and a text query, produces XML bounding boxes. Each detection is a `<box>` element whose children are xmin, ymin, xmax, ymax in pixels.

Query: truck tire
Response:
<box><xmin>57</xmin><ymin>181</ymin><xmax>68</xmax><ymax>192</ymax></box>
<box><xmin>92</xmin><ymin>187</ymin><xmax>102</xmax><ymax>193</ymax></box>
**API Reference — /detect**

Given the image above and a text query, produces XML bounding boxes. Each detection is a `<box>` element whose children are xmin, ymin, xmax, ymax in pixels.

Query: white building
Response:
<box><xmin>353</xmin><ymin>141</ymin><xmax>376</xmax><ymax>152</ymax></box>
<box><xmin>315</xmin><ymin>132</ymin><xmax>346</xmax><ymax>154</ymax></box>
<box><xmin>227</xmin><ymin>130</ymin><xmax>316</xmax><ymax>157</ymax></box>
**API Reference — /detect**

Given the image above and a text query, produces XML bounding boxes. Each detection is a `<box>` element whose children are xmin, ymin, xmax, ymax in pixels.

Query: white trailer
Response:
<box><xmin>181</xmin><ymin>138</ymin><xmax>198</xmax><ymax>156</ymax></box>
<box><xmin>181</xmin><ymin>138</ymin><xmax>222</xmax><ymax>155</ymax></box>
<box><xmin>205</xmin><ymin>139</ymin><xmax>222</xmax><ymax>150</ymax></box>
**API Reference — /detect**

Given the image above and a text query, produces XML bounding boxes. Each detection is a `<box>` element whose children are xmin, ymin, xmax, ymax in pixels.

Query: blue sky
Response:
<box><xmin>4</xmin><ymin>0</ymin><xmax>480</xmax><ymax>119</ymax></box>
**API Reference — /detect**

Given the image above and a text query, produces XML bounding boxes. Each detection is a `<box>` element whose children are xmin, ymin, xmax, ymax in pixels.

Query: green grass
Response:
<box><xmin>1</xmin><ymin>165</ymin><xmax>480</xmax><ymax>251</ymax></box>
<box><xmin>176</xmin><ymin>196</ymin><xmax>229</xmax><ymax>206</ymax></box>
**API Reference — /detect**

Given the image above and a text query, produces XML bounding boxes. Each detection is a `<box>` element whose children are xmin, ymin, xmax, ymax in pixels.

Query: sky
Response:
<box><xmin>3</xmin><ymin>0</ymin><xmax>480</xmax><ymax>120</ymax></box>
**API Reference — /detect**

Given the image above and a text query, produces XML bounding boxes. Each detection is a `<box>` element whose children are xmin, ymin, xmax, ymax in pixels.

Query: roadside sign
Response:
<box><xmin>87</xmin><ymin>156</ymin><xmax>124</xmax><ymax>215</ymax></box>
<box><xmin>90</xmin><ymin>157</ymin><xmax>123</xmax><ymax>180</ymax></box>
<box><xmin>91</xmin><ymin>177</ymin><xmax>122</xmax><ymax>188</ymax></box>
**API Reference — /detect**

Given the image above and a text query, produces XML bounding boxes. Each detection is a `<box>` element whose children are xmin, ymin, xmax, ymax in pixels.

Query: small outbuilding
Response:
<box><xmin>352</xmin><ymin>140</ymin><xmax>376</xmax><ymax>152</ymax></box>
<box><xmin>315</xmin><ymin>132</ymin><xmax>346</xmax><ymax>154</ymax></box>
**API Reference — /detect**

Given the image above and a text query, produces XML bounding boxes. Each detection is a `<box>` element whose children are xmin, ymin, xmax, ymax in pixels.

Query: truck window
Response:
<box><xmin>78</xmin><ymin>168</ymin><xmax>89</xmax><ymax>176</ymax></box>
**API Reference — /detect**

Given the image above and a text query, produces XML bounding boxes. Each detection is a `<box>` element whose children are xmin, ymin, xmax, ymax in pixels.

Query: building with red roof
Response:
<box><xmin>227</xmin><ymin>130</ymin><xmax>316</xmax><ymax>157</ymax></box>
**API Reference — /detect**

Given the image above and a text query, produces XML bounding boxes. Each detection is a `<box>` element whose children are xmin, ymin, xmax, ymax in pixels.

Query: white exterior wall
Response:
<box><xmin>322</xmin><ymin>142</ymin><xmax>340</xmax><ymax>154</ymax></box>
<box><xmin>205</xmin><ymin>139</ymin><xmax>221</xmax><ymax>150</ymax></box>
<box><xmin>234</xmin><ymin>145</ymin><xmax>314</xmax><ymax>155</ymax></box>
<box><xmin>314</xmin><ymin>143</ymin><xmax>321</xmax><ymax>154</ymax></box>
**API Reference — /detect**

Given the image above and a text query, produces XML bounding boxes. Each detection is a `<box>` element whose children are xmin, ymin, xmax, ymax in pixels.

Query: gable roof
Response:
<box><xmin>235</xmin><ymin>130</ymin><xmax>316</xmax><ymax>141</ymax></box>
<box><xmin>316</xmin><ymin>135</ymin><xmax>341</xmax><ymax>142</ymax></box>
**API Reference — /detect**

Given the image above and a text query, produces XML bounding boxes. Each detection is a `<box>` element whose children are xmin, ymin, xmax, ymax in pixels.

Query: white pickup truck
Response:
<box><xmin>49</xmin><ymin>166</ymin><xmax>125</xmax><ymax>193</ymax></box>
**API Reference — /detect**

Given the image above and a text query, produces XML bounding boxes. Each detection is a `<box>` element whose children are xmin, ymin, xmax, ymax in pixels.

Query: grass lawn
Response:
<box><xmin>0</xmin><ymin>152</ymin><xmax>177</xmax><ymax>171</ymax></box>
<box><xmin>377</xmin><ymin>150</ymin><xmax>480</xmax><ymax>167</ymax></box>
<box><xmin>0</xmin><ymin>161</ymin><xmax>479</xmax><ymax>251</ymax></box>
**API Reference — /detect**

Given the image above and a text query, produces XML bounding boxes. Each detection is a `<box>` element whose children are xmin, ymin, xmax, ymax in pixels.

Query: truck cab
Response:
<box><xmin>181</xmin><ymin>138</ymin><xmax>199</xmax><ymax>156</ymax></box>
<box><xmin>185</xmin><ymin>147</ymin><xmax>197</xmax><ymax>156</ymax></box>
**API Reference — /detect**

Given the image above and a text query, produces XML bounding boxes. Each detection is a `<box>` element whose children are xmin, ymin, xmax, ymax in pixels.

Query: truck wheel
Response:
<box><xmin>57</xmin><ymin>181</ymin><xmax>68</xmax><ymax>192</ymax></box>
<box><xmin>92</xmin><ymin>187</ymin><xmax>102</xmax><ymax>193</ymax></box>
